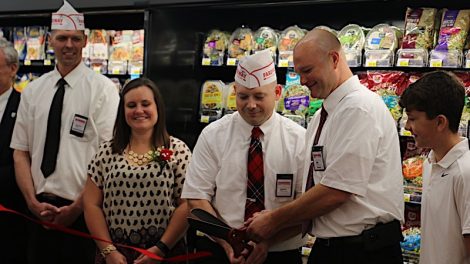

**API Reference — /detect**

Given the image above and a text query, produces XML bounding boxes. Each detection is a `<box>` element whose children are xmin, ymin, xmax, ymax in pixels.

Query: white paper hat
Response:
<box><xmin>51</xmin><ymin>0</ymin><xmax>85</xmax><ymax>30</ymax></box>
<box><xmin>235</xmin><ymin>49</ymin><xmax>276</xmax><ymax>89</ymax></box>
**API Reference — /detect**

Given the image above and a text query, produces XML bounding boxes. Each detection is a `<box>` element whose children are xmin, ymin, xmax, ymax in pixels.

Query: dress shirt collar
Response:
<box><xmin>52</xmin><ymin>61</ymin><xmax>87</xmax><ymax>89</ymax></box>
<box><xmin>323</xmin><ymin>75</ymin><xmax>361</xmax><ymax>115</ymax></box>
<box><xmin>236</xmin><ymin>110</ymin><xmax>277</xmax><ymax>141</ymax></box>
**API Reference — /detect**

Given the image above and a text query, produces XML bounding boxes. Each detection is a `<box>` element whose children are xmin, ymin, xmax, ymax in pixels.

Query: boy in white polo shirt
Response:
<box><xmin>399</xmin><ymin>71</ymin><xmax>470</xmax><ymax>264</ymax></box>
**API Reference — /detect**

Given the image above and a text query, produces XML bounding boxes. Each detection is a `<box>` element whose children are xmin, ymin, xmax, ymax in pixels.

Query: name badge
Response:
<box><xmin>312</xmin><ymin>146</ymin><xmax>326</xmax><ymax>171</ymax></box>
<box><xmin>276</xmin><ymin>174</ymin><xmax>293</xmax><ymax>197</ymax></box>
<box><xmin>70</xmin><ymin>114</ymin><xmax>88</xmax><ymax>137</ymax></box>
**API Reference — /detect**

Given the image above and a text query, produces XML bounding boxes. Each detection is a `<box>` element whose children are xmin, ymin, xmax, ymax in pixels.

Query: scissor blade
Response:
<box><xmin>190</xmin><ymin>208</ymin><xmax>231</xmax><ymax>228</ymax></box>
<box><xmin>188</xmin><ymin>217</ymin><xmax>231</xmax><ymax>239</ymax></box>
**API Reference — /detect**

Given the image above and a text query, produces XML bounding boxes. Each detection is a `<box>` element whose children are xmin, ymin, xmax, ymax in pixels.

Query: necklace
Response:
<box><xmin>126</xmin><ymin>149</ymin><xmax>155</xmax><ymax>166</ymax></box>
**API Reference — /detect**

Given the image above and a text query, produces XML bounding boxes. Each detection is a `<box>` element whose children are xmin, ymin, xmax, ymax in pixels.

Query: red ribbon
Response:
<box><xmin>0</xmin><ymin>203</ymin><xmax>211</xmax><ymax>262</ymax></box>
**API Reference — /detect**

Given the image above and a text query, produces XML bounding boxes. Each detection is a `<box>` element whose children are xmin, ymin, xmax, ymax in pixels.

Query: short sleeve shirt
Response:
<box><xmin>420</xmin><ymin>138</ymin><xmax>470</xmax><ymax>264</ymax></box>
<box><xmin>88</xmin><ymin>137</ymin><xmax>191</xmax><ymax>248</ymax></box>
<box><xmin>304</xmin><ymin>75</ymin><xmax>404</xmax><ymax>238</ymax></box>
<box><xmin>182</xmin><ymin>112</ymin><xmax>306</xmax><ymax>251</ymax></box>
<box><xmin>11</xmin><ymin>62</ymin><xmax>119</xmax><ymax>200</ymax></box>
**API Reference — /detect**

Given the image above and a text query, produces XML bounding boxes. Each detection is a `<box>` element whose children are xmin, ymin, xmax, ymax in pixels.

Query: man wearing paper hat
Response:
<box><xmin>182</xmin><ymin>49</ymin><xmax>306</xmax><ymax>264</ymax></box>
<box><xmin>11</xmin><ymin>1</ymin><xmax>119</xmax><ymax>263</ymax></box>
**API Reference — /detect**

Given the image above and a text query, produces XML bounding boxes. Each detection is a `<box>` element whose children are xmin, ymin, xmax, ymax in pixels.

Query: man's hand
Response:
<box><xmin>28</xmin><ymin>200</ymin><xmax>60</xmax><ymax>223</ymax></box>
<box><xmin>245</xmin><ymin>241</ymin><xmax>269</xmax><ymax>264</ymax></box>
<box><xmin>218</xmin><ymin>238</ymin><xmax>246</xmax><ymax>264</ymax></box>
<box><xmin>245</xmin><ymin>210</ymin><xmax>277</xmax><ymax>242</ymax></box>
<box><xmin>52</xmin><ymin>203</ymin><xmax>82</xmax><ymax>227</ymax></box>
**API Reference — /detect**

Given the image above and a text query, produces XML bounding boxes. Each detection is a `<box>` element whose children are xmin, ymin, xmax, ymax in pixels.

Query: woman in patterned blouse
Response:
<box><xmin>83</xmin><ymin>77</ymin><xmax>191</xmax><ymax>264</ymax></box>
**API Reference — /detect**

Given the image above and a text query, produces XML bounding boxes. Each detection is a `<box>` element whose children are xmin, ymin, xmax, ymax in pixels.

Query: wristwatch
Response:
<box><xmin>155</xmin><ymin>240</ymin><xmax>170</xmax><ymax>256</ymax></box>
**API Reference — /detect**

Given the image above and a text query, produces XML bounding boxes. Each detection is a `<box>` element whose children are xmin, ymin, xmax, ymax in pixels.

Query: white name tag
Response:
<box><xmin>312</xmin><ymin>146</ymin><xmax>326</xmax><ymax>171</ymax></box>
<box><xmin>276</xmin><ymin>174</ymin><xmax>293</xmax><ymax>197</ymax></box>
<box><xmin>70</xmin><ymin>114</ymin><xmax>88</xmax><ymax>137</ymax></box>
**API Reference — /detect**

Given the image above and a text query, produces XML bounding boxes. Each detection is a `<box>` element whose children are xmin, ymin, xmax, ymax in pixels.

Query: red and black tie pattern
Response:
<box><xmin>245</xmin><ymin>126</ymin><xmax>265</xmax><ymax>221</ymax></box>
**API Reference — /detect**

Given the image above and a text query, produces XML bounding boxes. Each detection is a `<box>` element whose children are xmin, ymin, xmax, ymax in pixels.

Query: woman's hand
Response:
<box><xmin>133</xmin><ymin>246</ymin><xmax>164</xmax><ymax>264</ymax></box>
<box><xmin>105</xmin><ymin>250</ymin><xmax>127</xmax><ymax>264</ymax></box>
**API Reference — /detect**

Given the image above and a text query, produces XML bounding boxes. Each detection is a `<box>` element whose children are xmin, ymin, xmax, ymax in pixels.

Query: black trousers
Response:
<box><xmin>192</xmin><ymin>236</ymin><xmax>302</xmax><ymax>264</ymax></box>
<box><xmin>26</xmin><ymin>194</ymin><xmax>95</xmax><ymax>264</ymax></box>
<box><xmin>0</xmin><ymin>169</ymin><xmax>28</xmax><ymax>264</ymax></box>
<box><xmin>307</xmin><ymin>220</ymin><xmax>403</xmax><ymax>264</ymax></box>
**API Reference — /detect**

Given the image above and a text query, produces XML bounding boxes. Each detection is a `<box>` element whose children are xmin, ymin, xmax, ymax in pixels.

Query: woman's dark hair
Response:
<box><xmin>399</xmin><ymin>71</ymin><xmax>465</xmax><ymax>133</ymax></box>
<box><xmin>112</xmin><ymin>77</ymin><xmax>170</xmax><ymax>153</ymax></box>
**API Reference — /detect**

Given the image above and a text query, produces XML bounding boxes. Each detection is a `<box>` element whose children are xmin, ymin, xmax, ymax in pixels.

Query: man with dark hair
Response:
<box><xmin>247</xmin><ymin>28</ymin><xmax>404</xmax><ymax>264</ymax></box>
<box><xmin>0</xmin><ymin>37</ymin><xmax>27</xmax><ymax>264</ymax></box>
<box><xmin>10</xmin><ymin>1</ymin><xmax>119</xmax><ymax>263</ymax></box>
<box><xmin>399</xmin><ymin>71</ymin><xmax>470</xmax><ymax>264</ymax></box>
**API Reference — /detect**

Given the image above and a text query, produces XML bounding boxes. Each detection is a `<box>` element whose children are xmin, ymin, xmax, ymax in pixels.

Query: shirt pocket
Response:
<box><xmin>65</xmin><ymin>113</ymin><xmax>95</xmax><ymax>142</ymax></box>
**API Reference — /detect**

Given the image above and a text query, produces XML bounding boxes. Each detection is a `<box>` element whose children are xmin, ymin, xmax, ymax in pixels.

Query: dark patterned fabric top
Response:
<box><xmin>88</xmin><ymin>137</ymin><xmax>191</xmax><ymax>248</ymax></box>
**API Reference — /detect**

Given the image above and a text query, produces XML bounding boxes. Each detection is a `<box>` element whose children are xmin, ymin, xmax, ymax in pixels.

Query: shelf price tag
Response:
<box><xmin>226</xmin><ymin>58</ymin><xmax>237</xmax><ymax>66</ymax></box>
<box><xmin>200</xmin><ymin>115</ymin><xmax>210</xmax><ymax>123</ymax></box>
<box><xmin>44</xmin><ymin>59</ymin><xmax>52</xmax><ymax>66</ymax></box>
<box><xmin>365</xmin><ymin>59</ymin><xmax>377</xmax><ymax>67</ymax></box>
<box><xmin>301</xmin><ymin>246</ymin><xmax>311</xmax><ymax>256</ymax></box>
<box><xmin>201</xmin><ymin>58</ymin><xmax>211</xmax><ymax>66</ymax></box>
<box><xmin>466</xmin><ymin>59</ymin><xmax>470</xmax><ymax>69</ymax></box>
<box><xmin>397</xmin><ymin>58</ymin><xmax>409</xmax><ymax>67</ymax></box>
<box><xmin>112</xmin><ymin>67</ymin><xmax>121</xmax><ymax>75</ymax></box>
<box><xmin>430</xmin><ymin>59</ymin><xmax>443</xmax><ymax>67</ymax></box>
<box><xmin>404</xmin><ymin>193</ymin><xmax>411</xmax><ymax>203</ymax></box>
<box><xmin>278</xmin><ymin>59</ymin><xmax>289</xmax><ymax>68</ymax></box>
<box><xmin>131</xmin><ymin>67</ymin><xmax>141</xmax><ymax>75</ymax></box>
<box><xmin>24</xmin><ymin>60</ymin><xmax>31</xmax><ymax>66</ymax></box>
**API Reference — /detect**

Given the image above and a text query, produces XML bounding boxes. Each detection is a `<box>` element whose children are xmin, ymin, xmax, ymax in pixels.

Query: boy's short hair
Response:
<box><xmin>399</xmin><ymin>71</ymin><xmax>465</xmax><ymax>133</ymax></box>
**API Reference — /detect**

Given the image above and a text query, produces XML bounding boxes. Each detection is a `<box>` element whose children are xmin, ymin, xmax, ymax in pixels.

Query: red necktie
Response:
<box><xmin>245</xmin><ymin>127</ymin><xmax>265</xmax><ymax>221</ymax></box>
<box><xmin>302</xmin><ymin>106</ymin><xmax>328</xmax><ymax>236</ymax></box>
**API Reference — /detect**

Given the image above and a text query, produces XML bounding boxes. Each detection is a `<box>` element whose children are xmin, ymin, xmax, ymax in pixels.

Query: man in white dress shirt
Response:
<box><xmin>182</xmin><ymin>49</ymin><xmax>306</xmax><ymax>264</ymax></box>
<box><xmin>10</xmin><ymin>1</ymin><xmax>119</xmax><ymax>263</ymax></box>
<box><xmin>247</xmin><ymin>29</ymin><xmax>404</xmax><ymax>264</ymax></box>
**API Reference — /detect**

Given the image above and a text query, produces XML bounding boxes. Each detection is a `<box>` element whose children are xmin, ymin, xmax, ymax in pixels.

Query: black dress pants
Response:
<box><xmin>26</xmin><ymin>194</ymin><xmax>95</xmax><ymax>264</ymax></box>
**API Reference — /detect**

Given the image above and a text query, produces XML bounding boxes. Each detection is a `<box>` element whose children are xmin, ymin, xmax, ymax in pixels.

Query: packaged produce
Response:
<box><xmin>227</xmin><ymin>27</ymin><xmax>253</xmax><ymax>61</ymax></box>
<box><xmin>365</xmin><ymin>24</ymin><xmax>400</xmax><ymax>50</ymax></box>
<box><xmin>199</xmin><ymin>80</ymin><xmax>225</xmax><ymax>123</ymax></box>
<box><xmin>13</xmin><ymin>27</ymin><xmax>26</xmax><ymax>60</ymax></box>
<box><xmin>278</xmin><ymin>25</ymin><xmax>304</xmax><ymax>52</ymax></box>
<box><xmin>89</xmin><ymin>29</ymin><xmax>109</xmax><ymax>60</ymax></box>
<box><xmin>131</xmin><ymin>29</ymin><xmax>144</xmax><ymax>62</ymax></box>
<box><xmin>281</xmin><ymin>84</ymin><xmax>310</xmax><ymax>117</ymax></box>
<box><xmin>203</xmin><ymin>29</ymin><xmax>228</xmax><ymax>66</ymax></box>
<box><xmin>225</xmin><ymin>82</ymin><xmax>237</xmax><ymax>114</ymax></box>
<box><xmin>363</xmin><ymin>71</ymin><xmax>408</xmax><ymax>121</ymax></box>
<box><xmin>436</xmin><ymin>9</ymin><xmax>470</xmax><ymax>51</ymax></box>
<box><xmin>338</xmin><ymin>24</ymin><xmax>365</xmax><ymax>51</ymax></box>
<box><xmin>26</xmin><ymin>26</ymin><xmax>46</xmax><ymax>60</ymax></box>
<box><xmin>402</xmin><ymin>8</ymin><xmax>438</xmax><ymax>50</ymax></box>
<box><xmin>253</xmin><ymin>26</ymin><xmax>278</xmax><ymax>56</ymax></box>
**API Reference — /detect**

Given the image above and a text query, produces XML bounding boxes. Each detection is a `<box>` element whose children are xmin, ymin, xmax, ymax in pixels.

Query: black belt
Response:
<box><xmin>316</xmin><ymin>220</ymin><xmax>402</xmax><ymax>249</ymax></box>
<box><xmin>36</xmin><ymin>193</ymin><xmax>72</xmax><ymax>207</ymax></box>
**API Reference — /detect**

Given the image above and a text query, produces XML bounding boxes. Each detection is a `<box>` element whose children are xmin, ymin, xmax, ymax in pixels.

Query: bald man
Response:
<box><xmin>246</xmin><ymin>29</ymin><xmax>404</xmax><ymax>264</ymax></box>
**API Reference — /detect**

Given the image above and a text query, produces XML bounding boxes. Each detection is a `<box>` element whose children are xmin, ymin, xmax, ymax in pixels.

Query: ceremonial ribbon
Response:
<box><xmin>0</xmin><ymin>203</ymin><xmax>211</xmax><ymax>262</ymax></box>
